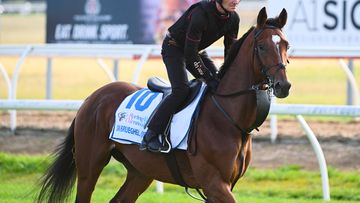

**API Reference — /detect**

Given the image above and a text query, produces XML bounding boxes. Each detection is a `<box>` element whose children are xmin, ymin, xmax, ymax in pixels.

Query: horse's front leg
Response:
<box><xmin>191</xmin><ymin>157</ymin><xmax>237</xmax><ymax>203</ymax></box>
<box><xmin>203</xmin><ymin>176</ymin><xmax>236</xmax><ymax>203</ymax></box>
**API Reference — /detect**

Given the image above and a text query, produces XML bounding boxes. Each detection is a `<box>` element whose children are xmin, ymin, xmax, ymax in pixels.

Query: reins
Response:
<box><xmin>210</xmin><ymin>83</ymin><xmax>268</xmax><ymax>133</ymax></box>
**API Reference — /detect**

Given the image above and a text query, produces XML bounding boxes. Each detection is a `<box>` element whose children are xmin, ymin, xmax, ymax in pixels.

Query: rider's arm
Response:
<box><xmin>199</xmin><ymin>51</ymin><xmax>218</xmax><ymax>78</ymax></box>
<box><xmin>184</xmin><ymin>9</ymin><xmax>214</xmax><ymax>82</ymax></box>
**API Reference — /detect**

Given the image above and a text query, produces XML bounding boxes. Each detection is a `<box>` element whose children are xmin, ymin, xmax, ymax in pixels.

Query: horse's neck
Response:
<box><xmin>218</xmin><ymin>37</ymin><xmax>255</xmax><ymax>94</ymax></box>
<box><xmin>215</xmin><ymin>37</ymin><xmax>258</xmax><ymax>130</ymax></box>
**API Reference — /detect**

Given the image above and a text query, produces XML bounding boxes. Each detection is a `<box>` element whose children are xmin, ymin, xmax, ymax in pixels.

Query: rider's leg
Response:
<box><xmin>140</xmin><ymin>38</ymin><xmax>189</xmax><ymax>152</ymax></box>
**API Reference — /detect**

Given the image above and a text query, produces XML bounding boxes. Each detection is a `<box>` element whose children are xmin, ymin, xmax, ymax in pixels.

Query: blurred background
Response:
<box><xmin>0</xmin><ymin>1</ymin><xmax>359</xmax><ymax>203</ymax></box>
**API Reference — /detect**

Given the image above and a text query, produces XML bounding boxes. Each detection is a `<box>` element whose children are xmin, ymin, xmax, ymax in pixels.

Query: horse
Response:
<box><xmin>37</xmin><ymin>7</ymin><xmax>291</xmax><ymax>203</ymax></box>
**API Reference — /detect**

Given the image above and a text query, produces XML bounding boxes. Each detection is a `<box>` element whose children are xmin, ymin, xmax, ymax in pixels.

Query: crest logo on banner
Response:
<box><xmin>85</xmin><ymin>0</ymin><xmax>101</xmax><ymax>16</ymax></box>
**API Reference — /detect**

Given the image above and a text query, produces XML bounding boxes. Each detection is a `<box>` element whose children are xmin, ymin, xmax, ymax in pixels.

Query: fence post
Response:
<box><xmin>339</xmin><ymin>59</ymin><xmax>359</xmax><ymax>105</ymax></box>
<box><xmin>296</xmin><ymin>115</ymin><xmax>330</xmax><ymax>201</ymax></box>
<box><xmin>46</xmin><ymin>57</ymin><xmax>53</xmax><ymax>99</ymax></box>
<box><xmin>10</xmin><ymin>45</ymin><xmax>32</xmax><ymax>132</ymax></box>
<box><xmin>270</xmin><ymin>96</ymin><xmax>278</xmax><ymax>143</ymax></box>
<box><xmin>113</xmin><ymin>59</ymin><xmax>119</xmax><ymax>81</ymax></box>
<box><xmin>346</xmin><ymin>59</ymin><xmax>354</xmax><ymax>105</ymax></box>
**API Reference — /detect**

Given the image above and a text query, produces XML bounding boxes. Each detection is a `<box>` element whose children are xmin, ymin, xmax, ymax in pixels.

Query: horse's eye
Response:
<box><xmin>287</xmin><ymin>45</ymin><xmax>291</xmax><ymax>50</ymax></box>
<box><xmin>257</xmin><ymin>44</ymin><xmax>265</xmax><ymax>51</ymax></box>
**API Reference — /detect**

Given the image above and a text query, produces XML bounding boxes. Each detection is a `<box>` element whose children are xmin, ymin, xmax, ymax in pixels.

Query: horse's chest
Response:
<box><xmin>231</xmin><ymin>141</ymin><xmax>251</xmax><ymax>183</ymax></box>
<box><xmin>233</xmin><ymin>154</ymin><xmax>244</xmax><ymax>176</ymax></box>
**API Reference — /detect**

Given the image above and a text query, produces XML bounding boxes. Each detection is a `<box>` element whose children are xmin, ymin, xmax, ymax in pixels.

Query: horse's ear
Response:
<box><xmin>277</xmin><ymin>8</ymin><xmax>287</xmax><ymax>28</ymax></box>
<box><xmin>257</xmin><ymin>7</ymin><xmax>267</xmax><ymax>28</ymax></box>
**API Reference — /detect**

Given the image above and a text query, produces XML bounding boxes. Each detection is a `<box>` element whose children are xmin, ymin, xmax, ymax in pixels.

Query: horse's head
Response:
<box><xmin>253</xmin><ymin>7</ymin><xmax>291</xmax><ymax>98</ymax></box>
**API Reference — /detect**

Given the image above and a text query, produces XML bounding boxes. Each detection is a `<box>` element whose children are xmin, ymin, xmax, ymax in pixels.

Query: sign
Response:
<box><xmin>46</xmin><ymin>0</ymin><xmax>198</xmax><ymax>44</ymax></box>
<box><xmin>46</xmin><ymin>0</ymin><xmax>161</xmax><ymax>44</ymax></box>
<box><xmin>268</xmin><ymin>0</ymin><xmax>360</xmax><ymax>51</ymax></box>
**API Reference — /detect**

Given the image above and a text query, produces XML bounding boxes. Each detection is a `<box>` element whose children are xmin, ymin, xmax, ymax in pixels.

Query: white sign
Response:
<box><xmin>268</xmin><ymin>0</ymin><xmax>360</xmax><ymax>53</ymax></box>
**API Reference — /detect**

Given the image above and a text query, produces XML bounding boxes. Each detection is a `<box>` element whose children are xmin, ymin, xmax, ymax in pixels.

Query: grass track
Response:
<box><xmin>0</xmin><ymin>153</ymin><xmax>359</xmax><ymax>203</ymax></box>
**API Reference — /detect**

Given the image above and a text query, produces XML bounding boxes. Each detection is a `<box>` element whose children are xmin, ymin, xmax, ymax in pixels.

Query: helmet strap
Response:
<box><xmin>216</xmin><ymin>0</ymin><xmax>230</xmax><ymax>15</ymax></box>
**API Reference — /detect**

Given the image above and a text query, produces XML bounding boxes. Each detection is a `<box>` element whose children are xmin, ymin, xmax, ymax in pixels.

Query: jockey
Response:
<box><xmin>140</xmin><ymin>0</ymin><xmax>240</xmax><ymax>152</ymax></box>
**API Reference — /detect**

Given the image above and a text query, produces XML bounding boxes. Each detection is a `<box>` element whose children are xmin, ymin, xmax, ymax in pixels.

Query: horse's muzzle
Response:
<box><xmin>273</xmin><ymin>80</ymin><xmax>291</xmax><ymax>98</ymax></box>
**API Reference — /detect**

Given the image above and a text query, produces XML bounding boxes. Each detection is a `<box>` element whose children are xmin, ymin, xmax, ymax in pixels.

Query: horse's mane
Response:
<box><xmin>217</xmin><ymin>18</ymin><xmax>281</xmax><ymax>79</ymax></box>
<box><xmin>217</xmin><ymin>26</ymin><xmax>255</xmax><ymax>79</ymax></box>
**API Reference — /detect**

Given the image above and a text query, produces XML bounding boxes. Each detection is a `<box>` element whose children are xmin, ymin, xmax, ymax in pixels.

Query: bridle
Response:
<box><xmin>253</xmin><ymin>25</ymin><xmax>288</xmax><ymax>87</ymax></box>
<box><xmin>213</xmin><ymin>25</ymin><xmax>288</xmax><ymax>98</ymax></box>
<box><xmin>210</xmin><ymin>25</ymin><xmax>289</xmax><ymax>132</ymax></box>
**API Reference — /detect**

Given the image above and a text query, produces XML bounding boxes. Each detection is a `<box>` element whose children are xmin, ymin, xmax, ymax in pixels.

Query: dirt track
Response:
<box><xmin>0</xmin><ymin>112</ymin><xmax>359</xmax><ymax>171</ymax></box>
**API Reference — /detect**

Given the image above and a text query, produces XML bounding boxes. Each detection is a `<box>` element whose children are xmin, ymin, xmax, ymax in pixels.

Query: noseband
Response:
<box><xmin>254</xmin><ymin>25</ymin><xmax>287</xmax><ymax>85</ymax></box>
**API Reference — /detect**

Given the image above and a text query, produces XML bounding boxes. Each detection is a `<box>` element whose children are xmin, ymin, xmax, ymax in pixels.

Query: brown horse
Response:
<box><xmin>37</xmin><ymin>7</ymin><xmax>291</xmax><ymax>203</ymax></box>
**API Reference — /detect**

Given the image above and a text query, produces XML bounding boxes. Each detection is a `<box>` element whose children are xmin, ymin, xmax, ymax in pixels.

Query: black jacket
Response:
<box><xmin>168</xmin><ymin>0</ymin><xmax>239</xmax><ymax>80</ymax></box>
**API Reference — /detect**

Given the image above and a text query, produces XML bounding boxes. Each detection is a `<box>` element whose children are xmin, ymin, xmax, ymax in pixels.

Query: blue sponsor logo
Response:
<box><xmin>118</xmin><ymin>112</ymin><xmax>127</xmax><ymax>121</ymax></box>
<box><xmin>118</xmin><ymin>112</ymin><xmax>148</xmax><ymax>127</ymax></box>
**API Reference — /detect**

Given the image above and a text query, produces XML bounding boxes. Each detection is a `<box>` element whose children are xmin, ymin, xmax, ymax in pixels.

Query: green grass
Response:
<box><xmin>0</xmin><ymin>153</ymin><xmax>359</xmax><ymax>203</ymax></box>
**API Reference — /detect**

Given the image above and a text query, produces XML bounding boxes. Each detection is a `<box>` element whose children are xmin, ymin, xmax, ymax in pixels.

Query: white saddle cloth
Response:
<box><xmin>109</xmin><ymin>84</ymin><xmax>206</xmax><ymax>150</ymax></box>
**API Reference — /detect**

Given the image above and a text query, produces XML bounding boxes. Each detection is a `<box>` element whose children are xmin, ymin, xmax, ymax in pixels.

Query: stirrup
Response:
<box><xmin>146</xmin><ymin>135</ymin><xmax>171</xmax><ymax>153</ymax></box>
<box><xmin>159</xmin><ymin>135</ymin><xmax>171</xmax><ymax>153</ymax></box>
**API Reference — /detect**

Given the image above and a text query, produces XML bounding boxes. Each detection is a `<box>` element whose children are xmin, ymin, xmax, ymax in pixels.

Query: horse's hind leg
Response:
<box><xmin>110</xmin><ymin>170</ymin><xmax>153</xmax><ymax>203</ymax></box>
<box><xmin>74</xmin><ymin>129</ymin><xmax>112</xmax><ymax>203</ymax></box>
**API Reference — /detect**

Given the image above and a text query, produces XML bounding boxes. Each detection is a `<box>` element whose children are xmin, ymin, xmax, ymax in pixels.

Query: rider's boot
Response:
<box><xmin>139</xmin><ymin>129</ymin><xmax>170</xmax><ymax>153</ymax></box>
<box><xmin>139</xmin><ymin>129</ymin><xmax>161</xmax><ymax>151</ymax></box>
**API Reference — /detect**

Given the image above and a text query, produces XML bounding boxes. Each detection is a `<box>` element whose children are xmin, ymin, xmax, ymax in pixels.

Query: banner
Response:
<box><xmin>46</xmin><ymin>0</ymin><xmax>198</xmax><ymax>44</ymax></box>
<box><xmin>268</xmin><ymin>0</ymin><xmax>360</xmax><ymax>49</ymax></box>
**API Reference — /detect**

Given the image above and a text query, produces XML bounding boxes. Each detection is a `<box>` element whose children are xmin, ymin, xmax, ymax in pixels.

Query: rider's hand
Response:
<box><xmin>206</xmin><ymin>78</ymin><xmax>219</xmax><ymax>92</ymax></box>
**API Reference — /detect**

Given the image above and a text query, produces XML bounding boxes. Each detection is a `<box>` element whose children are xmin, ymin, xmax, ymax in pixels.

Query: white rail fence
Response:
<box><xmin>1</xmin><ymin>44</ymin><xmax>360</xmax><ymax>201</ymax></box>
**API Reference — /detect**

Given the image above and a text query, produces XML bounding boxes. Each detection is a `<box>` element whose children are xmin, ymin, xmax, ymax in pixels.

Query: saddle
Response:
<box><xmin>147</xmin><ymin>77</ymin><xmax>203</xmax><ymax>113</ymax></box>
<box><xmin>143</xmin><ymin>77</ymin><xmax>203</xmax><ymax>153</ymax></box>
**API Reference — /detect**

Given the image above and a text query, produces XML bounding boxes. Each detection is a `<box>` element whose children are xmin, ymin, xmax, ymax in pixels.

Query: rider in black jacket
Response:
<box><xmin>140</xmin><ymin>0</ymin><xmax>240</xmax><ymax>152</ymax></box>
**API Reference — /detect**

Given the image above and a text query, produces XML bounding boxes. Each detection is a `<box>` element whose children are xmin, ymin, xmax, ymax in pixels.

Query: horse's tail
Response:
<box><xmin>37</xmin><ymin>119</ymin><xmax>76</xmax><ymax>203</ymax></box>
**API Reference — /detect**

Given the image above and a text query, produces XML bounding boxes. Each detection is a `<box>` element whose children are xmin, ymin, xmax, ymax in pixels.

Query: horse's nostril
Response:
<box><xmin>274</xmin><ymin>82</ymin><xmax>281</xmax><ymax>90</ymax></box>
<box><xmin>275</xmin><ymin>81</ymin><xmax>291</xmax><ymax>90</ymax></box>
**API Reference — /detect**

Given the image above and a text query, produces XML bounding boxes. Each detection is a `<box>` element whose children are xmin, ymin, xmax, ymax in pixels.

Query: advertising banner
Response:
<box><xmin>46</xmin><ymin>0</ymin><xmax>198</xmax><ymax>44</ymax></box>
<box><xmin>268</xmin><ymin>0</ymin><xmax>360</xmax><ymax>50</ymax></box>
